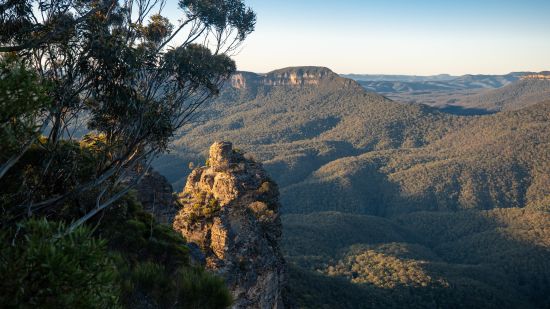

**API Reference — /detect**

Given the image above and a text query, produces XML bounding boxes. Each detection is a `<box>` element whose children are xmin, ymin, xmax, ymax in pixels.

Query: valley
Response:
<box><xmin>3</xmin><ymin>1</ymin><xmax>548</xmax><ymax>308</ymax></box>
<box><xmin>153</xmin><ymin>66</ymin><xmax>550</xmax><ymax>308</ymax></box>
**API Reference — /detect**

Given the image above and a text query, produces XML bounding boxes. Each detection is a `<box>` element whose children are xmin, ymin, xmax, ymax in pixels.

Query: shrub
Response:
<box><xmin>175</xmin><ymin>267</ymin><xmax>233</xmax><ymax>309</ymax></box>
<box><xmin>0</xmin><ymin>219</ymin><xmax>120</xmax><ymax>308</ymax></box>
<box><xmin>119</xmin><ymin>262</ymin><xmax>232</xmax><ymax>308</ymax></box>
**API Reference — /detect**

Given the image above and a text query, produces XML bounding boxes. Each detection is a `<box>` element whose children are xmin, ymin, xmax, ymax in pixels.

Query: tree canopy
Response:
<box><xmin>0</xmin><ymin>0</ymin><xmax>255</xmax><ymax>228</ymax></box>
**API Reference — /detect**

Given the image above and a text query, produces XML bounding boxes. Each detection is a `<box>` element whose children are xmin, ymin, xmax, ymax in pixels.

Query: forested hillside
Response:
<box><xmin>282</xmin><ymin>210</ymin><xmax>550</xmax><ymax>308</ymax></box>
<box><xmin>157</xmin><ymin>67</ymin><xmax>466</xmax><ymax>188</ymax></box>
<box><xmin>283</xmin><ymin>100</ymin><xmax>550</xmax><ymax>215</ymax></box>
<box><xmin>156</xmin><ymin>67</ymin><xmax>550</xmax><ymax>215</ymax></box>
<box><xmin>448</xmin><ymin>79</ymin><xmax>550</xmax><ymax>111</ymax></box>
<box><xmin>154</xmin><ymin>67</ymin><xmax>550</xmax><ymax>308</ymax></box>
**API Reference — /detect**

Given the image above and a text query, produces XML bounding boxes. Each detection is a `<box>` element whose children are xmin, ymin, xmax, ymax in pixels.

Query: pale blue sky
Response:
<box><xmin>167</xmin><ymin>0</ymin><xmax>550</xmax><ymax>75</ymax></box>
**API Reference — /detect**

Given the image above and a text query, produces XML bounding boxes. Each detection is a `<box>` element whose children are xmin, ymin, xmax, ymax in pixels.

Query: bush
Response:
<box><xmin>0</xmin><ymin>56</ymin><xmax>52</xmax><ymax>160</ymax></box>
<box><xmin>175</xmin><ymin>267</ymin><xmax>233</xmax><ymax>309</ymax></box>
<box><xmin>119</xmin><ymin>261</ymin><xmax>232</xmax><ymax>308</ymax></box>
<box><xmin>0</xmin><ymin>219</ymin><xmax>120</xmax><ymax>308</ymax></box>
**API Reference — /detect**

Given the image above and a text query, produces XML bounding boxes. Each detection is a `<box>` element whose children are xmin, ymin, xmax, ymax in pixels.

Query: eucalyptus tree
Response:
<box><xmin>0</xmin><ymin>0</ymin><xmax>255</xmax><ymax>229</ymax></box>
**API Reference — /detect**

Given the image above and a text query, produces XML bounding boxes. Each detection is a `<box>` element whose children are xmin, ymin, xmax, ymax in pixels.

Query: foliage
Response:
<box><xmin>180</xmin><ymin>191</ymin><xmax>221</xmax><ymax>224</ymax></box>
<box><xmin>0</xmin><ymin>198</ymin><xmax>234</xmax><ymax>308</ymax></box>
<box><xmin>0</xmin><ymin>1</ymin><xmax>251</xmax><ymax>307</ymax></box>
<box><xmin>0</xmin><ymin>189</ymin><xmax>233</xmax><ymax>308</ymax></box>
<box><xmin>0</xmin><ymin>55</ymin><xmax>51</xmax><ymax>161</ymax></box>
<box><xmin>94</xmin><ymin>191</ymin><xmax>187</xmax><ymax>263</ymax></box>
<box><xmin>0</xmin><ymin>219</ymin><xmax>120</xmax><ymax>308</ymax></box>
<box><xmin>0</xmin><ymin>138</ymin><xmax>118</xmax><ymax>224</ymax></box>
<box><xmin>285</xmin><ymin>264</ymin><xmax>395</xmax><ymax>309</ymax></box>
<box><xmin>175</xmin><ymin>266</ymin><xmax>233</xmax><ymax>309</ymax></box>
<box><xmin>282</xmin><ymin>210</ymin><xmax>550</xmax><ymax>308</ymax></box>
<box><xmin>120</xmin><ymin>262</ymin><xmax>231</xmax><ymax>308</ymax></box>
<box><xmin>97</xmin><ymin>195</ymin><xmax>231</xmax><ymax>308</ymax></box>
<box><xmin>0</xmin><ymin>0</ymin><xmax>256</xmax><ymax>229</ymax></box>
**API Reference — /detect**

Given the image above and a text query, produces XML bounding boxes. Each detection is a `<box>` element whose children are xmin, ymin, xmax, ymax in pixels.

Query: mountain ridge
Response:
<box><xmin>445</xmin><ymin>79</ymin><xmax>550</xmax><ymax>111</ymax></box>
<box><xmin>231</xmin><ymin>66</ymin><xmax>359</xmax><ymax>89</ymax></box>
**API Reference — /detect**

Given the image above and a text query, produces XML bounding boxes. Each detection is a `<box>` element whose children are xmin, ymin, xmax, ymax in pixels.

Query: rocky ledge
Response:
<box><xmin>173</xmin><ymin>142</ymin><xmax>286</xmax><ymax>309</ymax></box>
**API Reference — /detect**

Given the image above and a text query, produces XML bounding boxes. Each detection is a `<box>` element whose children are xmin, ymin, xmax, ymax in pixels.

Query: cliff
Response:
<box><xmin>230</xmin><ymin>66</ymin><xmax>359</xmax><ymax>90</ymax></box>
<box><xmin>173</xmin><ymin>142</ymin><xmax>286</xmax><ymax>309</ymax></box>
<box><xmin>521</xmin><ymin>72</ymin><xmax>550</xmax><ymax>80</ymax></box>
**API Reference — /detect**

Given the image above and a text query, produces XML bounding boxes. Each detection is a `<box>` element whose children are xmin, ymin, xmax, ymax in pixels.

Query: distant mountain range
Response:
<box><xmin>445</xmin><ymin>78</ymin><xmax>550</xmax><ymax>112</ymax></box>
<box><xmin>343</xmin><ymin>73</ymin><xmax>457</xmax><ymax>82</ymax></box>
<box><xmin>343</xmin><ymin>72</ymin><xmax>530</xmax><ymax>91</ymax></box>
<box><xmin>342</xmin><ymin>71</ymin><xmax>550</xmax><ymax>114</ymax></box>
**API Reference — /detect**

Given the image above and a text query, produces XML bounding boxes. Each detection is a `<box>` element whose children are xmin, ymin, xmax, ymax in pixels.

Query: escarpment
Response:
<box><xmin>520</xmin><ymin>72</ymin><xmax>550</xmax><ymax>80</ymax></box>
<box><xmin>229</xmin><ymin>66</ymin><xmax>360</xmax><ymax>90</ymax></box>
<box><xmin>173</xmin><ymin>141</ymin><xmax>286</xmax><ymax>309</ymax></box>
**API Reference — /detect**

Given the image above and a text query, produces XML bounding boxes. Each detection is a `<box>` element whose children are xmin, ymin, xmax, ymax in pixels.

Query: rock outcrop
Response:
<box><xmin>135</xmin><ymin>169</ymin><xmax>179</xmax><ymax>225</ymax></box>
<box><xmin>173</xmin><ymin>142</ymin><xmax>286</xmax><ymax>309</ymax></box>
<box><xmin>521</xmin><ymin>72</ymin><xmax>550</xmax><ymax>80</ymax></box>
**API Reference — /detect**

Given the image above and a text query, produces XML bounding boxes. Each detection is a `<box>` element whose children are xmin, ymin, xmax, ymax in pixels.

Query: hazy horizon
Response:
<box><xmin>166</xmin><ymin>0</ymin><xmax>550</xmax><ymax>75</ymax></box>
<box><xmin>231</xmin><ymin>66</ymin><xmax>544</xmax><ymax>76</ymax></box>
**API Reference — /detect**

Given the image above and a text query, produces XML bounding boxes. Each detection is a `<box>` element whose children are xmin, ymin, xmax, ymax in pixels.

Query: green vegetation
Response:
<box><xmin>282</xmin><ymin>210</ymin><xmax>550</xmax><ymax>308</ymax></box>
<box><xmin>157</xmin><ymin>69</ymin><xmax>550</xmax><ymax>215</ymax></box>
<box><xmin>0</xmin><ymin>191</ymin><xmax>233</xmax><ymax>308</ymax></box>
<box><xmin>173</xmin><ymin>267</ymin><xmax>234</xmax><ymax>309</ymax></box>
<box><xmin>100</xmin><ymin>193</ymin><xmax>232</xmax><ymax>308</ymax></box>
<box><xmin>180</xmin><ymin>191</ymin><xmax>222</xmax><ymax>224</ymax></box>
<box><xmin>0</xmin><ymin>219</ymin><xmax>120</xmax><ymax>308</ymax></box>
<box><xmin>283</xmin><ymin>100</ymin><xmax>550</xmax><ymax>215</ymax></box>
<box><xmin>1</xmin><ymin>0</ymin><xmax>257</xmax><ymax>306</ymax></box>
<box><xmin>0</xmin><ymin>0</ymin><xmax>255</xmax><ymax>228</ymax></box>
<box><xmin>0</xmin><ymin>55</ymin><xmax>51</xmax><ymax>163</ymax></box>
<box><xmin>154</xmin><ymin>68</ymin><xmax>550</xmax><ymax>308</ymax></box>
<box><xmin>119</xmin><ymin>261</ymin><xmax>232</xmax><ymax>308</ymax></box>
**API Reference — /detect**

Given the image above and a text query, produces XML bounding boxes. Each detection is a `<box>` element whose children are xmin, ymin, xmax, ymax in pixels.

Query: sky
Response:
<box><xmin>170</xmin><ymin>0</ymin><xmax>550</xmax><ymax>75</ymax></box>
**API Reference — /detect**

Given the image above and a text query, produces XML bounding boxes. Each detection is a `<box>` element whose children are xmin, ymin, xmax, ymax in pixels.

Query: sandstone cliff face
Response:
<box><xmin>173</xmin><ymin>142</ymin><xmax>286</xmax><ymax>309</ymax></box>
<box><xmin>229</xmin><ymin>66</ymin><xmax>359</xmax><ymax>90</ymax></box>
<box><xmin>521</xmin><ymin>72</ymin><xmax>550</xmax><ymax>80</ymax></box>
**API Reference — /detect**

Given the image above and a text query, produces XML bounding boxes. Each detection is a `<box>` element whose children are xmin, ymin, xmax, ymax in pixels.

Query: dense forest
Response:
<box><xmin>283</xmin><ymin>100</ymin><xmax>550</xmax><ymax>215</ymax></box>
<box><xmin>157</xmin><ymin>68</ymin><xmax>550</xmax><ymax>216</ymax></box>
<box><xmin>282</xmin><ymin>210</ymin><xmax>550</xmax><ymax>308</ymax></box>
